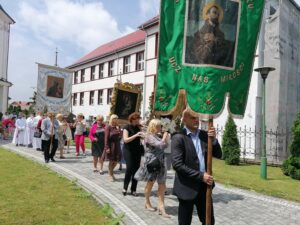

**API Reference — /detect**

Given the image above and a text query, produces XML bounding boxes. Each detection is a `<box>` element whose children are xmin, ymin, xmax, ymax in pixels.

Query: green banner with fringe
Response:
<box><xmin>154</xmin><ymin>0</ymin><xmax>265</xmax><ymax>117</ymax></box>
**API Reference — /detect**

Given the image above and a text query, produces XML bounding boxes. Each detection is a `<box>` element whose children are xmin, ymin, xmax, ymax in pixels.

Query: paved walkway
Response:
<box><xmin>2</xmin><ymin>141</ymin><xmax>300</xmax><ymax>225</ymax></box>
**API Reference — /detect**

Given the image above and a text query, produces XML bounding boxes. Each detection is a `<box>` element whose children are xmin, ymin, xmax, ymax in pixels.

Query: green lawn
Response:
<box><xmin>0</xmin><ymin>149</ymin><xmax>121</xmax><ymax>225</ymax></box>
<box><xmin>213</xmin><ymin>158</ymin><xmax>300</xmax><ymax>202</ymax></box>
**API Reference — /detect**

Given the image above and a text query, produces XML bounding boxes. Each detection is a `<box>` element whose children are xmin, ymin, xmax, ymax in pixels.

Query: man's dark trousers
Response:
<box><xmin>42</xmin><ymin>136</ymin><xmax>58</xmax><ymax>161</ymax></box>
<box><xmin>178</xmin><ymin>184</ymin><xmax>214</xmax><ymax>225</ymax></box>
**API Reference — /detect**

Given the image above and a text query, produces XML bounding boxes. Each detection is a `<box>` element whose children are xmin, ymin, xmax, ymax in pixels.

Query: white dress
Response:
<box><xmin>32</xmin><ymin>115</ymin><xmax>42</xmax><ymax>149</ymax></box>
<box><xmin>12</xmin><ymin>118</ymin><xmax>28</xmax><ymax>145</ymax></box>
<box><xmin>26</xmin><ymin>116</ymin><xmax>35</xmax><ymax>145</ymax></box>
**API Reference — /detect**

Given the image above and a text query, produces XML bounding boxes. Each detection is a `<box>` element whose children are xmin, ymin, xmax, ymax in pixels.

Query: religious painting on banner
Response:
<box><xmin>36</xmin><ymin>63</ymin><xmax>73</xmax><ymax>113</ymax></box>
<box><xmin>110</xmin><ymin>82</ymin><xmax>142</xmax><ymax>124</ymax></box>
<box><xmin>154</xmin><ymin>0</ymin><xmax>265</xmax><ymax>118</ymax></box>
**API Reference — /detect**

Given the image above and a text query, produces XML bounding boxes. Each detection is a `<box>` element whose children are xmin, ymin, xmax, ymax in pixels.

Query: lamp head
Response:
<box><xmin>254</xmin><ymin>67</ymin><xmax>275</xmax><ymax>80</ymax></box>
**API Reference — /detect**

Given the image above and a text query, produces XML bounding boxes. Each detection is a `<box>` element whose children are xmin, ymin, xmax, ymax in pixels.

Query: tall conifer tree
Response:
<box><xmin>222</xmin><ymin>115</ymin><xmax>240</xmax><ymax>165</ymax></box>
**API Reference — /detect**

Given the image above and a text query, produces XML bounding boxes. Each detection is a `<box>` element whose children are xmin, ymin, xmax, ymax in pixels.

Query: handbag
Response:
<box><xmin>146</xmin><ymin>156</ymin><xmax>161</xmax><ymax>173</ymax></box>
<box><xmin>34</xmin><ymin>131</ymin><xmax>42</xmax><ymax>138</ymax></box>
<box><xmin>62</xmin><ymin>134</ymin><xmax>67</xmax><ymax>141</ymax></box>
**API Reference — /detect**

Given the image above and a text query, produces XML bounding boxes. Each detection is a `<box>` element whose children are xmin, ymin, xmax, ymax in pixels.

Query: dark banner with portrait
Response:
<box><xmin>154</xmin><ymin>0</ymin><xmax>264</xmax><ymax>118</ymax></box>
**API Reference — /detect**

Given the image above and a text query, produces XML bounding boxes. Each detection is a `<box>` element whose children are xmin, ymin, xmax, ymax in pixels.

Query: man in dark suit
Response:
<box><xmin>171</xmin><ymin>108</ymin><xmax>222</xmax><ymax>225</ymax></box>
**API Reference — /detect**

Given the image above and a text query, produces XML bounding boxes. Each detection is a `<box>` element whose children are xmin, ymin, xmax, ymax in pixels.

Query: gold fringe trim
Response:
<box><xmin>154</xmin><ymin>89</ymin><xmax>187</xmax><ymax>118</ymax></box>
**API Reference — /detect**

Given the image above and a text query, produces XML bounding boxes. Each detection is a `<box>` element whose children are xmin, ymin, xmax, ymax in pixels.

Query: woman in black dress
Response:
<box><xmin>122</xmin><ymin>112</ymin><xmax>144</xmax><ymax>196</ymax></box>
<box><xmin>88</xmin><ymin>115</ymin><xmax>105</xmax><ymax>174</ymax></box>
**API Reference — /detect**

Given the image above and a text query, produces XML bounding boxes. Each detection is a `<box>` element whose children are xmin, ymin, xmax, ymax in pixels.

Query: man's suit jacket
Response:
<box><xmin>171</xmin><ymin>129</ymin><xmax>222</xmax><ymax>200</ymax></box>
<box><xmin>41</xmin><ymin>118</ymin><xmax>59</xmax><ymax>141</ymax></box>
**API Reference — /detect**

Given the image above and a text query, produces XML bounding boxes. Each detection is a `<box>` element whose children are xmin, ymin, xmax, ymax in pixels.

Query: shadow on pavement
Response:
<box><xmin>213</xmin><ymin>192</ymin><xmax>244</xmax><ymax>203</ymax></box>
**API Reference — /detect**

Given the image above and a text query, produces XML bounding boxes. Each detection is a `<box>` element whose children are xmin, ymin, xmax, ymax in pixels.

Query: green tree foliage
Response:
<box><xmin>282</xmin><ymin>112</ymin><xmax>300</xmax><ymax>180</ymax></box>
<box><xmin>222</xmin><ymin>115</ymin><xmax>240</xmax><ymax>165</ymax></box>
<box><xmin>7</xmin><ymin>105</ymin><xmax>14</xmax><ymax>114</ymax></box>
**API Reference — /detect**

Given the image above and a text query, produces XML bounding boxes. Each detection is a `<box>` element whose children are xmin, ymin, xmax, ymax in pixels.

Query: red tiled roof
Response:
<box><xmin>10</xmin><ymin>101</ymin><xmax>32</xmax><ymax>106</ymax></box>
<box><xmin>70</xmin><ymin>30</ymin><xmax>146</xmax><ymax>67</ymax></box>
<box><xmin>138</xmin><ymin>15</ymin><xmax>159</xmax><ymax>29</ymax></box>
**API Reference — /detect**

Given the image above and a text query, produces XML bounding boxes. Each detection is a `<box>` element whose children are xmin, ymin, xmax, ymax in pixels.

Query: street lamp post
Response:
<box><xmin>254</xmin><ymin>67</ymin><xmax>275</xmax><ymax>179</ymax></box>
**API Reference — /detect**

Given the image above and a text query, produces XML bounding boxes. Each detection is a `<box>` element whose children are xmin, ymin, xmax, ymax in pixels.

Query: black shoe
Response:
<box><xmin>36</xmin><ymin>148</ymin><xmax>41</xmax><ymax>151</ymax></box>
<box><xmin>45</xmin><ymin>159</ymin><xmax>49</xmax><ymax>163</ymax></box>
<box><xmin>50</xmin><ymin>158</ymin><xmax>56</xmax><ymax>162</ymax></box>
<box><xmin>16</xmin><ymin>144</ymin><xmax>19</xmax><ymax>146</ymax></box>
<box><xmin>122</xmin><ymin>189</ymin><xmax>127</xmax><ymax>196</ymax></box>
<box><xmin>28</xmin><ymin>144</ymin><xmax>33</xmax><ymax>148</ymax></box>
<box><xmin>131</xmin><ymin>191</ymin><xmax>138</xmax><ymax>197</ymax></box>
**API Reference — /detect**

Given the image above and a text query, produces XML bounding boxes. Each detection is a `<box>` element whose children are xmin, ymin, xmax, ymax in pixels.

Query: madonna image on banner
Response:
<box><xmin>46</xmin><ymin>76</ymin><xmax>64</xmax><ymax>98</ymax></box>
<box><xmin>183</xmin><ymin>0</ymin><xmax>240</xmax><ymax>69</ymax></box>
<box><xmin>114</xmin><ymin>89</ymin><xmax>138</xmax><ymax>120</ymax></box>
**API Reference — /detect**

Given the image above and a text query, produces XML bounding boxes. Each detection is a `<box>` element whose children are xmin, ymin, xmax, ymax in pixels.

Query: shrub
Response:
<box><xmin>222</xmin><ymin>115</ymin><xmax>240</xmax><ymax>165</ymax></box>
<box><xmin>282</xmin><ymin>112</ymin><xmax>300</xmax><ymax>180</ymax></box>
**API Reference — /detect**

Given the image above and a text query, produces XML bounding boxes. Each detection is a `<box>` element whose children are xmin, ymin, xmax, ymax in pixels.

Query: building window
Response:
<box><xmin>155</xmin><ymin>33</ymin><xmax>159</xmax><ymax>58</ymax></box>
<box><xmin>80</xmin><ymin>92</ymin><xmax>84</xmax><ymax>105</ymax></box>
<box><xmin>74</xmin><ymin>71</ymin><xmax>78</xmax><ymax>84</ymax></box>
<box><xmin>99</xmin><ymin>63</ymin><xmax>104</xmax><ymax>79</ymax></box>
<box><xmin>107</xmin><ymin>88</ymin><xmax>113</xmax><ymax>104</ymax></box>
<box><xmin>98</xmin><ymin>90</ymin><xmax>103</xmax><ymax>105</ymax></box>
<box><xmin>91</xmin><ymin>66</ymin><xmax>95</xmax><ymax>80</ymax></box>
<box><xmin>123</xmin><ymin>55</ymin><xmax>131</xmax><ymax>73</ymax></box>
<box><xmin>108</xmin><ymin>61</ymin><xmax>114</xmax><ymax>77</ymax></box>
<box><xmin>89</xmin><ymin>91</ymin><xmax>94</xmax><ymax>105</ymax></box>
<box><xmin>81</xmin><ymin>69</ymin><xmax>85</xmax><ymax>82</ymax></box>
<box><xmin>73</xmin><ymin>93</ymin><xmax>77</xmax><ymax>105</ymax></box>
<box><xmin>136</xmin><ymin>52</ymin><xmax>144</xmax><ymax>71</ymax></box>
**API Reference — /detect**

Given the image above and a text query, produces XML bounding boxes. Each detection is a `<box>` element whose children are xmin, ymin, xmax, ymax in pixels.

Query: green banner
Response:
<box><xmin>154</xmin><ymin>0</ymin><xmax>265</xmax><ymax>117</ymax></box>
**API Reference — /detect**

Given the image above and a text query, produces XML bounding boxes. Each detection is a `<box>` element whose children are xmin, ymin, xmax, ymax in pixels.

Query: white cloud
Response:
<box><xmin>138</xmin><ymin>0</ymin><xmax>160</xmax><ymax>18</ymax></box>
<box><xmin>18</xmin><ymin>0</ymin><xmax>123</xmax><ymax>52</ymax></box>
<box><xmin>8</xmin><ymin>0</ymin><xmax>135</xmax><ymax>101</ymax></box>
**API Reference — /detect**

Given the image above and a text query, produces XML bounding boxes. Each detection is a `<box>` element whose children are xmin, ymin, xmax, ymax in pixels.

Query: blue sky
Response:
<box><xmin>1</xmin><ymin>0</ymin><xmax>159</xmax><ymax>101</ymax></box>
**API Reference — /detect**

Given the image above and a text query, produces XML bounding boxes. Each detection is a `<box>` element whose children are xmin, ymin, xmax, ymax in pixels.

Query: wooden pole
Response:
<box><xmin>205</xmin><ymin>118</ymin><xmax>213</xmax><ymax>225</ymax></box>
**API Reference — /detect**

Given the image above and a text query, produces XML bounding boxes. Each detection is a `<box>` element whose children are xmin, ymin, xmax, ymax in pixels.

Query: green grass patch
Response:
<box><xmin>213</xmin><ymin>158</ymin><xmax>300</xmax><ymax>202</ymax></box>
<box><xmin>0</xmin><ymin>148</ymin><xmax>122</xmax><ymax>225</ymax></box>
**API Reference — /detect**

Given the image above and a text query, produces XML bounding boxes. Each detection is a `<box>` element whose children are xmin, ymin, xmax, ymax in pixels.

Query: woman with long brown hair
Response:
<box><xmin>103</xmin><ymin>114</ymin><xmax>122</xmax><ymax>182</ymax></box>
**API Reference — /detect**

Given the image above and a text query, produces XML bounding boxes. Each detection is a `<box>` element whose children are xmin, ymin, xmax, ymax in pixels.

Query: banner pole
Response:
<box><xmin>205</xmin><ymin>117</ymin><xmax>213</xmax><ymax>225</ymax></box>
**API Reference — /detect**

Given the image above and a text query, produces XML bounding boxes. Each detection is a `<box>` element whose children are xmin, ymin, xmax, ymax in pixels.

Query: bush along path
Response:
<box><xmin>282</xmin><ymin>112</ymin><xmax>300</xmax><ymax>180</ymax></box>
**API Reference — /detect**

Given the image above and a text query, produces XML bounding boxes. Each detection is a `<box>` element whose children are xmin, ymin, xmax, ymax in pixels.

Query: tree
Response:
<box><xmin>222</xmin><ymin>115</ymin><xmax>240</xmax><ymax>165</ymax></box>
<box><xmin>282</xmin><ymin>112</ymin><xmax>300</xmax><ymax>180</ymax></box>
<box><xmin>7</xmin><ymin>105</ymin><xmax>14</xmax><ymax>114</ymax></box>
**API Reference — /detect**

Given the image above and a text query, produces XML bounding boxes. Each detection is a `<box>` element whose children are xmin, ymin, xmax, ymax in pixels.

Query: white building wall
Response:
<box><xmin>71</xmin><ymin>44</ymin><xmax>146</xmax><ymax>120</ymax></box>
<box><xmin>0</xmin><ymin>9</ymin><xmax>13</xmax><ymax>113</ymax></box>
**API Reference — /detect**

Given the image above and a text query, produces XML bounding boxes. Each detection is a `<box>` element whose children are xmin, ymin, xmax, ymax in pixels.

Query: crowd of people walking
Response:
<box><xmin>0</xmin><ymin>108</ymin><xmax>222</xmax><ymax>225</ymax></box>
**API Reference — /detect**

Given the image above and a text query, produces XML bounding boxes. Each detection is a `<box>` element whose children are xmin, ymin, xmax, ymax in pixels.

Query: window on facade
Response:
<box><xmin>73</xmin><ymin>93</ymin><xmax>77</xmax><ymax>105</ymax></box>
<box><xmin>80</xmin><ymin>92</ymin><xmax>84</xmax><ymax>105</ymax></box>
<box><xmin>123</xmin><ymin>55</ymin><xmax>131</xmax><ymax>73</ymax></box>
<box><xmin>89</xmin><ymin>91</ymin><xmax>94</xmax><ymax>105</ymax></box>
<box><xmin>99</xmin><ymin>63</ymin><xmax>104</xmax><ymax>79</ymax></box>
<box><xmin>108</xmin><ymin>61</ymin><xmax>114</xmax><ymax>76</ymax></box>
<box><xmin>107</xmin><ymin>88</ymin><xmax>113</xmax><ymax>104</ymax></box>
<box><xmin>91</xmin><ymin>66</ymin><xmax>96</xmax><ymax>80</ymax></box>
<box><xmin>74</xmin><ymin>71</ymin><xmax>78</xmax><ymax>84</ymax></box>
<box><xmin>155</xmin><ymin>33</ymin><xmax>159</xmax><ymax>58</ymax></box>
<box><xmin>81</xmin><ymin>69</ymin><xmax>85</xmax><ymax>82</ymax></box>
<box><xmin>136</xmin><ymin>52</ymin><xmax>144</xmax><ymax>71</ymax></box>
<box><xmin>98</xmin><ymin>90</ymin><xmax>103</xmax><ymax>105</ymax></box>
